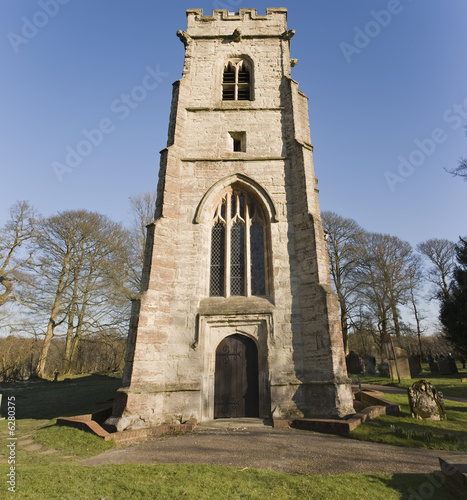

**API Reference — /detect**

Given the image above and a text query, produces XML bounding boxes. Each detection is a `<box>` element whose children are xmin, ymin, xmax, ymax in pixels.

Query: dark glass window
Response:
<box><xmin>230</xmin><ymin>221</ymin><xmax>245</xmax><ymax>296</ymax></box>
<box><xmin>210</xmin><ymin>222</ymin><xmax>225</xmax><ymax>296</ymax></box>
<box><xmin>209</xmin><ymin>188</ymin><xmax>267</xmax><ymax>298</ymax></box>
<box><xmin>251</xmin><ymin>221</ymin><xmax>266</xmax><ymax>296</ymax></box>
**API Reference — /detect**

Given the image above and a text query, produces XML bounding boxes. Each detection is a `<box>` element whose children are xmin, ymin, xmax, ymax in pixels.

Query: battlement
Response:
<box><xmin>186</xmin><ymin>8</ymin><xmax>288</xmax><ymax>37</ymax></box>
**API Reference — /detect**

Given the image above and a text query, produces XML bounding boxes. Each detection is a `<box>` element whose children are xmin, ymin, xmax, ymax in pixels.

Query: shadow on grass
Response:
<box><xmin>356</xmin><ymin>368</ymin><xmax>467</xmax><ymax>400</ymax></box>
<box><xmin>384</xmin><ymin>472</ymin><xmax>456</xmax><ymax>499</ymax></box>
<box><xmin>0</xmin><ymin>374</ymin><xmax>122</xmax><ymax>420</ymax></box>
<box><xmin>350</xmin><ymin>412</ymin><xmax>467</xmax><ymax>451</ymax></box>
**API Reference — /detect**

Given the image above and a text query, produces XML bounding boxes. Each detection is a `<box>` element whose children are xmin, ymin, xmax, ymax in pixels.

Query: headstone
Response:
<box><xmin>438</xmin><ymin>358</ymin><xmax>454</xmax><ymax>375</ymax></box>
<box><xmin>407</xmin><ymin>380</ymin><xmax>446</xmax><ymax>420</ymax></box>
<box><xmin>447</xmin><ymin>354</ymin><xmax>458</xmax><ymax>374</ymax></box>
<box><xmin>364</xmin><ymin>356</ymin><xmax>377</xmax><ymax>375</ymax></box>
<box><xmin>429</xmin><ymin>360</ymin><xmax>439</xmax><ymax>374</ymax></box>
<box><xmin>378</xmin><ymin>362</ymin><xmax>390</xmax><ymax>377</ymax></box>
<box><xmin>389</xmin><ymin>347</ymin><xmax>412</xmax><ymax>380</ymax></box>
<box><xmin>346</xmin><ymin>351</ymin><xmax>362</xmax><ymax>374</ymax></box>
<box><xmin>408</xmin><ymin>355</ymin><xmax>422</xmax><ymax>377</ymax></box>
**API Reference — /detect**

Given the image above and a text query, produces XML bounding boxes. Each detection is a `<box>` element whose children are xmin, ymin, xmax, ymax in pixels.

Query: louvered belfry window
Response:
<box><xmin>210</xmin><ymin>188</ymin><xmax>266</xmax><ymax>297</ymax></box>
<box><xmin>222</xmin><ymin>59</ymin><xmax>251</xmax><ymax>101</ymax></box>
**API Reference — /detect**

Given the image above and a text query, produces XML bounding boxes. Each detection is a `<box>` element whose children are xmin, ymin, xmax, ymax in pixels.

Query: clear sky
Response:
<box><xmin>1</xmin><ymin>0</ymin><xmax>466</xmax><ymax>247</ymax></box>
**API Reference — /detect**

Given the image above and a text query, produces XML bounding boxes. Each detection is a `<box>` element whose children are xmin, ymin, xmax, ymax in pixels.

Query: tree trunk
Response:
<box><xmin>66</xmin><ymin>272</ymin><xmax>92</xmax><ymax>373</ymax></box>
<box><xmin>410</xmin><ymin>288</ymin><xmax>423</xmax><ymax>357</ymax></box>
<box><xmin>391</xmin><ymin>301</ymin><xmax>401</xmax><ymax>338</ymax></box>
<box><xmin>63</xmin><ymin>305</ymin><xmax>76</xmax><ymax>374</ymax></box>
<box><xmin>36</xmin><ymin>317</ymin><xmax>56</xmax><ymax>378</ymax></box>
<box><xmin>340</xmin><ymin>303</ymin><xmax>349</xmax><ymax>353</ymax></box>
<box><xmin>36</xmin><ymin>255</ymin><xmax>71</xmax><ymax>378</ymax></box>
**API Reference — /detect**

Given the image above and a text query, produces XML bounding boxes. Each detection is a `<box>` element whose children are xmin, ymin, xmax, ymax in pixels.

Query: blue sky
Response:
<box><xmin>1</xmin><ymin>0</ymin><xmax>466</xmax><ymax>248</ymax></box>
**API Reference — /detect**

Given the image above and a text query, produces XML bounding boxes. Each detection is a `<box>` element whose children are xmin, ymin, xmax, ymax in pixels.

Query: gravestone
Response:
<box><xmin>447</xmin><ymin>355</ymin><xmax>458</xmax><ymax>374</ymax></box>
<box><xmin>389</xmin><ymin>347</ymin><xmax>411</xmax><ymax>380</ymax></box>
<box><xmin>378</xmin><ymin>362</ymin><xmax>390</xmax><ymax>377</ymax></box>
<box><xmin>364</xmin><ymin>355</ymin><xmax>377</xmax><ymax>375</ymax></box>
<box><xmin>429</xmin><ymin>359</ymin><xmax>439</xmax><ymax>374</ymax></box>
<box><xmin>438</xmin><ymin>358</ymin><xmax>456</xmax><ymax>375</ymax></box>
<box><xmin>408</xmin><ymin>355</ymin><xmax>422</xmax><ymax>377</ymax></box>
<box><xmin>407</xmin><ymin>379</ymin><xmax>446</xmax><ymax>420</ymax></box>
<box><xmin>346</xmin><ymin>351</ymin><xmax>362</xmax><ymax>374</ymax></box>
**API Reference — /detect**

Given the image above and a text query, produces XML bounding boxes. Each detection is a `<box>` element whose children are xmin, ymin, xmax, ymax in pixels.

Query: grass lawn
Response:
<box><xmin>0</xmin><ymin>374</ymin><xmax>460</xmax><ymax>499</ymax></box>
<box><xmin>0</xmin><ymin>418</ymin><xmax>455</xmax><ymax>499</ymax></box>
<box><xmin>353</xmin><ymin>364</ymin><xmax>467</xmax><ymax>399</ymax></box>
<box><xmin>0</xmin><ymin>373</ymin><xmax>122</xmax><ymax>420</ymax></box>
<box><xmin>0</xmin><ymin>464</ymin><xmax>455</xmax><ymax>500</ymax></box>
<box><xmin>351</xmin><ymin>392</ymin><xmax>467</xmax><ymax>451</ymax></box>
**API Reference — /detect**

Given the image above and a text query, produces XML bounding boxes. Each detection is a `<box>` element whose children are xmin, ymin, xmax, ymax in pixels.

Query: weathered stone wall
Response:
<box><xmin>107</xmin><ymin>8</ymin><xmax>354</xmax><ymax>432</ymax></box>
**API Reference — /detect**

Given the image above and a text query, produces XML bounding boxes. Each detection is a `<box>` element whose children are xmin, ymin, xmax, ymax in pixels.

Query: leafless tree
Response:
<box><xmin>321</xmin><ymin>211</ymin><xmax>364</xmax><ymax>351</ymax></box>
<box><xmin>445</xmin><ymin>157</ymin><xmax>467</xmax><ymax>181</ymax></box>
<box><xmin>127</xmin><ymin>191</ymin><xmax>157</xmax><ymax>293</ymax></box>
<box><xmin>0</xmin><ymin>201</ymin><xmax>38</xmax><ymax>307</ymax></box>
<box><xmin>353</xmin><ymin>232</ymin><xmax>414</xmax><ymax>347</ymax></box>
<box><xmin>0</xmin><ymin>336</ymin><xmax>39</xmax><ymax>381</ymax></box>
<box><xmin>34</xmin><ymin>210</ymin><xmax>132</xmax><ymax>377</ymax></box>
<box><xmin>407</xmin><ymin>256</ymin><xmax>427</xmax><ymax>356</ymax></box>
<box><xmin>417</xmin><ymin>238</ymin><xmax>456</xmax><ymax>300</ymax></box>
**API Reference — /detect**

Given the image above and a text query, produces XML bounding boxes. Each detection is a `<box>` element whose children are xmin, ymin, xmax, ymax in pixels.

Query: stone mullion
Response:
<box><xmin>225</xmin><ymin>193</ymin><xmax>231</xmax><ymax>297</ymax></box>
<box><xmin>264</xmin><ymin>222</ymin><xmax>270</xmax><ymax>296</ymax></box>
<box><xmin>245</xmin><ymin>199</ymin><xmax>252</xmax><ymax>297</ymax></box>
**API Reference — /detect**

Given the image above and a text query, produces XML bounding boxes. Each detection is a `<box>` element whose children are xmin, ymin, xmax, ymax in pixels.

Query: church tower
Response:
<box><xmin>108</xmin><ymin>8</ymin><xmax>354</xmax><ymax>431</ymax></box>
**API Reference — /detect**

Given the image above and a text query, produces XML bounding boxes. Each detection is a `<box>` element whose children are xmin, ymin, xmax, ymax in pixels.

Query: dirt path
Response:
<box><xmin>81</xmin><ymin>420</ymin><xmax>446</xmax><ymax>476</ymax></box>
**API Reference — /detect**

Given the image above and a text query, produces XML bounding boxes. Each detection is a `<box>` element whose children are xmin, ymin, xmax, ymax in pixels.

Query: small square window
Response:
<box><xmin>229</xmin><ymin>132</ymin><xmax>246</xmax><ymax>152</ymax></box>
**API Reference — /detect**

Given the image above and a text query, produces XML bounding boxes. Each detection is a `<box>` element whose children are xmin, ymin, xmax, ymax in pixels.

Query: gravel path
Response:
<box><xmin>81</xmin><ymin>420</ymin><xmax>444</xmax><ymax>476</ymax></box>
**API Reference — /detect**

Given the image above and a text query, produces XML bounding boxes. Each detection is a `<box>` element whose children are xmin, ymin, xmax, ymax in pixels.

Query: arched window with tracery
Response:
<box><xmin>222</xmin><ymin>58</ymin><xmax>252</xmax><ymax>101</ymax></box>
<box><xmin>210</xmin><ymin>187</ymin><xmax>267</xmax><ymax>297</ymax></box>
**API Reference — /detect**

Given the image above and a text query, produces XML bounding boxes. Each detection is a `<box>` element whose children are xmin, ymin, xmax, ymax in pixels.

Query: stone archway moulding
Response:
<box><xmin>194</xmin><ymin>173</ymin><xmax>279</xmax><ymax>224</ymax></box>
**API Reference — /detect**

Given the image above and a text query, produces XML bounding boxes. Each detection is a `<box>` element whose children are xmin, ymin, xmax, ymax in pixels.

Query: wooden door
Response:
<box><xmin>214</xmin><ymin>334</ymin><xmax>259</xmax><ymax>418</ymax></box>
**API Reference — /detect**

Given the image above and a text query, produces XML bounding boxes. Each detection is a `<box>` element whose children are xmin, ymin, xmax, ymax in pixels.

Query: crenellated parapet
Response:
<box><xmin>186</xmin><ymin>8</ymin><xmax>288</xmax><ymax>38</ymax></box>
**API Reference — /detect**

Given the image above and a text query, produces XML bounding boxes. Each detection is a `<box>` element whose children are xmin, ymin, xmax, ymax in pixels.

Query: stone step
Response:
<box><xmin>439</xmin><ymin>454</ymin><xmax>467</xmax><ymax>499</ymax></box>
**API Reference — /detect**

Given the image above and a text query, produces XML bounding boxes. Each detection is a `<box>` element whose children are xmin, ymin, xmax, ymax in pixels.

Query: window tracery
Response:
<box><xmin>209</xmin><ymin>187</ymin><xmax>267</xmax><ymax>297</ymax></box>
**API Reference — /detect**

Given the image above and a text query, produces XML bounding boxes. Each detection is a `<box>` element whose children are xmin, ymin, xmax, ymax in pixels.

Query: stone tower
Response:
<box><xmin>108</xmin><ymin>8</ymin><xmax>354</xmax><ymax>431</ymax></box>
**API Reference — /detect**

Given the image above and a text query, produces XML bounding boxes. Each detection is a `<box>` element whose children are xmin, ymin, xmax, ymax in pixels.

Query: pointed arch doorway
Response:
<box><xmin>214</xmin><ymin>334</ymin><xmax>259</xmax><ymax>418</ymax></box>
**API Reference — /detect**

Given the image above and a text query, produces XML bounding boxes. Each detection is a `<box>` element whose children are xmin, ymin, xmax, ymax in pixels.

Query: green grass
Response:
<box><xmin>0</xmin><ymin>373</ymin><xmax>122</xmax><ymax>419</ymax></box>
<box><xmin>354</xmin><ymin>365</ymin><xmax>467</xmax><ymax>399</ymax></box>
<box><xmin>0</xmin><ymin>374</ymin><xmax>120</xmax><ymax>468</ymax></box>
<box><xmin>0</xmin><ymin>419</ymin><xmax>115</xmax><ymax>468</ymax></box>
<box><xmin>0</xmin><ymin>464</ymin><xmax>455</xmax><ymax>499</ymax></box>
<box><xmin>351</xmin><ymin>392</ymin><xmax>467</xmax><ymax>451</ymax></box>
<box><xmin>0</xmin><ymin>373</ymin><xmax>460</xmax><ymax>499</ymax></box>
<box><xmin>0</xmin><ymin>415</ymin><xmax>456</xmax><ymax>499</ymax></box>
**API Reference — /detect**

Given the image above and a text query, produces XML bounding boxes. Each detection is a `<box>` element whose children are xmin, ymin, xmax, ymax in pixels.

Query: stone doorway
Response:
<box><xmin>214</xmin><ymin>334</ymin><xmax>259</xmax><ymax>418</ymax></box>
